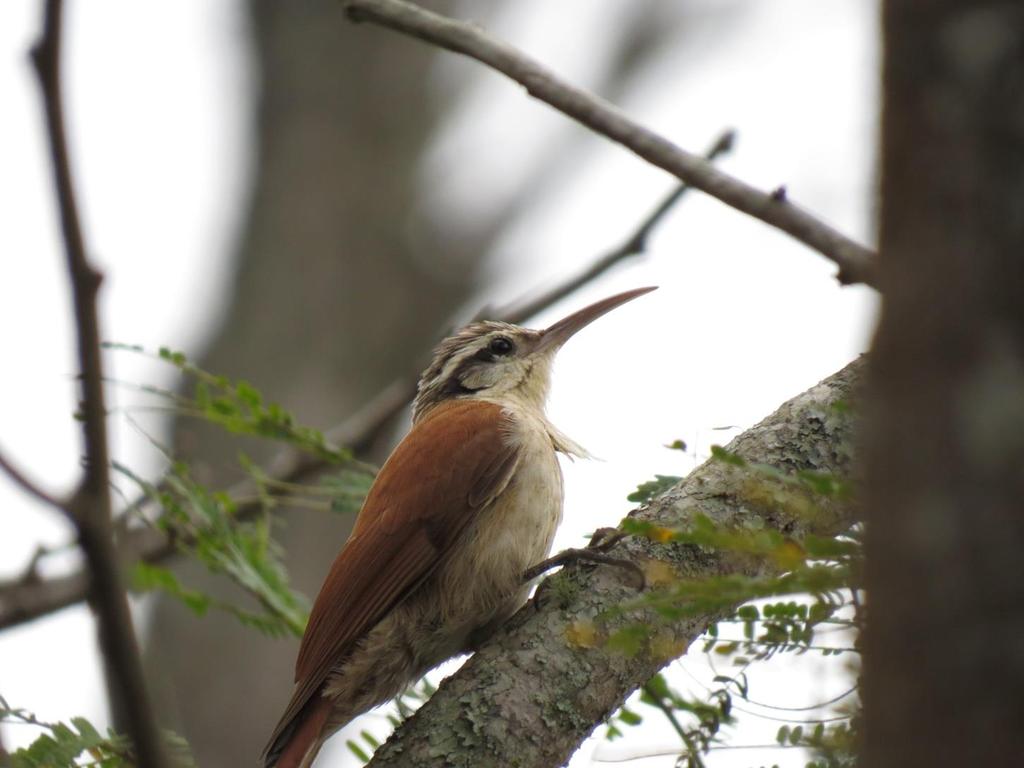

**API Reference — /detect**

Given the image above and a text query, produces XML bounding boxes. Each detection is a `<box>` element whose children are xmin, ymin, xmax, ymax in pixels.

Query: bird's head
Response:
<box><xmin>413</xmin><ymin>286</ymin><xmax>656</xmax><ymax>422</ymax></box>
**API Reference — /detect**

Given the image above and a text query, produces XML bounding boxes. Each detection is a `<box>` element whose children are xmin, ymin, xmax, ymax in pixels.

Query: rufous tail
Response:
<box><xmin>263</xmin><ymin>693</ymin><xmax>333</xmax><ymax>768</ymax></box>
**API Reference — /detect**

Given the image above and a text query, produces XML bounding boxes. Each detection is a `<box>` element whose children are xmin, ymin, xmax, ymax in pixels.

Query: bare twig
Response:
<box><xmin>641</xmin><ymin>681</ymin><xmax>693</xmax><ymax>749</ymax></box>
<box><xmin>344</xmin><ymin>0</ymin><xmax>879</xmax><ymax>288</ymax></box>
<box><xmin>0</xmin><ymin>447</ymin><xmax>66</xmax><ymax>511</ymax></box>
<box><xmin>0</xmin><ymin>118</ymin><xmax>732</xmax><ymax>631</ymax></box>
<box><xmin>29</xmin><ymin>1</ymin><xmax>166</xmax><ymax>765</ymax></box>
<box><xmin>493</xmin><ymin>129</ymin><xmax>735</xmax><ymax>324</ymax></box>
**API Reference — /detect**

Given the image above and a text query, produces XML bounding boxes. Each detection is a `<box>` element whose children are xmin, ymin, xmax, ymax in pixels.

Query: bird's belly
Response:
<box><xmin>425</xmin><ymin>440</ymin><xmax>563</xmax><ymax>656</ymax></box>
<box><xmin>464</xmin><ymin>454</ymin><xmax>563</xmax><ymax>601</ymax></box>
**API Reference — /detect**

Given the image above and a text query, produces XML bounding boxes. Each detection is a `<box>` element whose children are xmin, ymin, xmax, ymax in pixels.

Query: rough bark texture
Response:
<box><xmin>367</xmin><ymin>358</ymin><xmax>862</xmax><ymax>768</ymax></box>
<box><xmin>863</xmin><ymin>3</ymin><xmax>1024</xmax><ymax>765</ymax></box>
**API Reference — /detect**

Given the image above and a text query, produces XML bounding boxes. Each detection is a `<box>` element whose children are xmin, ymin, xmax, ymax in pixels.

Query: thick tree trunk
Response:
<box><xmin>366</xmin><ymin>358</ymin><xmax>862</xmax><ymax>767</ymax></box>
<box><xmin>863</xmin><ymin>2</ymin><xmax>1024</xmax><ymax>765</ymax></box>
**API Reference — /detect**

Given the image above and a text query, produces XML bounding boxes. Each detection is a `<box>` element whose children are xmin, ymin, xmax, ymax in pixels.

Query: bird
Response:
<box><xmin>261</xmin><ymin>286</ymin><xmax>656</xmax><ymax>768</ymax></box>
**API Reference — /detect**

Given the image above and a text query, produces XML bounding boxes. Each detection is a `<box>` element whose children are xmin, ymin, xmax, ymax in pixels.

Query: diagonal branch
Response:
<box><xmin>344</xmin><ymin>0</ymin><xmax>879</xmax><ymax>288</ymax></box>
<box><xmin>0</xmin><ymin>447</ymin><xmax>66</xmax><ymax>512</ymax></box>
<box><xmin>365</xmin><ymin>358</ymin><xmax>863</xmax><ymax>768</ymax></box>
<box><xmin>29</xmin><ymin>1</ymin><xmax>166</xmax><ymax>765</ymax></box>
<box><xmin>491</xmin><ymin>129</ymin><xmax>735</xmax><ymax>325</ymax></box>
<box><xmin>0</xmin><ymin>124</ymin><xmax>730</xmax><ymax>633</ymax></box>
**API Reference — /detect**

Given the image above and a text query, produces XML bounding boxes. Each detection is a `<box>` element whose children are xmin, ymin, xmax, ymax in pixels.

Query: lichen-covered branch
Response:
<box><xmin>367</xmin><ymin>358</ymin><xmax>863</xmax><ymax>768</ymax></box>
<box><xmin>344</xmin><ymin>0</ymin><xmax>879</xmax><ymax>288</ymax></box>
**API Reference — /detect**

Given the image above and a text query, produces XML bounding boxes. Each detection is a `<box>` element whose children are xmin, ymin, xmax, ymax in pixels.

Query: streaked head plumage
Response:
<box><xmin>411</xmin><ymin>287</ymin><xmax>657</xmax><ymax>422</ymax></box>
<box><xmin>413</xmin><ymin>321</ymin><xmax>545</xmax><ymax>422</ymax></box>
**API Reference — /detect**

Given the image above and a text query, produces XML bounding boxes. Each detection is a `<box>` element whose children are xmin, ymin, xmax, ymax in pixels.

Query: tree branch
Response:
<box><xmin>344</xmin><ymin>0</ymin><xmax>879</xmax><ymax>288</ymax></box>
<box><xmin>366</xmin><ymin>358</ymin><xmax>863</xmax><ymax>768</ymax></box>
<box><xmin>29</xmin><ymin>1</ymin><xmax>166</xmax><ymax>765</ymax></box>
<box><xmin>0</xmin><ymin>124</ymin><xmax>728</xmax><ymax>632</ymax></box>
<box><xmin>489</xmin><ymin>129</ymin><xmax>735</xmax><ymax>324</ymax></box>
<box><xmin>0</xmin><ymin>447</ymin><xmax>66</xmax><ymax>512</ymax></box>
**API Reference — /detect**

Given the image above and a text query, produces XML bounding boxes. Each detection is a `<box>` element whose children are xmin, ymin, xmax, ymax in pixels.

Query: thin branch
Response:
<box><xmin>721</xmin><ymin>706</ymin><xmax>852</xmax><ymax>726</ymax></box>
<box><xmin>29</xmin><ymin>1</ymin><xmax>166</xmax><ymax>765</ymax></box>
<box><xmin>736</xmin><ymin>684</ymin><xmax>858</xmax><ymax>714</ymax></box>
<box><xmin>491</xmin><ymin>129</ymin><xmax>735</xmax><ymax>324</ymax></box>
<box><xmin>640</xmin><ymin>682</ymin><xmax>691</xmax><ymax>744</ymax></box>
<box><xmin>0</xmin><ymin>447</ymin><xmax>66</xmax><ymax>512</ymax></box>
<box><xmin>639</xmin><ymin>681</ymin><xmax>711</xmax><ymax>768</ymax></box>
<box><xmin>344</xmin><ymin>0</ymin><xmax>879</xmax><ymax>288</ymax></box>
<box><xmin>0</xmin><ymin>122</ymin><xmax>731</xmax><ymax>632</ymax></box>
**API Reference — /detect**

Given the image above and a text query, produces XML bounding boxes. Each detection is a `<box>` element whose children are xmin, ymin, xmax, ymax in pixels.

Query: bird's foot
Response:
<box><xmin>522</xmin><ymin>533</ymin><xmax>645</xmax><ymax>590</ymax></box>
<box><xmin>587</xmin><ymin>526</ymin><xmax>627</xmax><ymax>551</ymax></box>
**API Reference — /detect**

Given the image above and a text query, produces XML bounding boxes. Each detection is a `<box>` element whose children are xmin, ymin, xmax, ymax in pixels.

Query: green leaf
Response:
<box><xmin>795</xmin><ymin>469</ymin><xmax>852</xmax><ymax>499</ymax></box>
<box><xmin>643</xmin><ymin>673</ymin><xmax>671</xmax><ymax>701</ymax></box>
<box><xmin>606</xmin><ymin>624</ymin><xmax>649</xmax><ymax>657</ymax></box>
<box><xmin>360</xmin><ymin>730</ymin><xmax>381</xmax><ymax>749</ymax></box>
<box><xmin>132</xmin><ymin>562</ymin><xmax>212</xmax><ymax>616</ymax></box>
<box><xmin>2</xmin><ymin>707</ymin><xmax>196</xmax><ymax>768</ymax></box>
<box><xmin>627</xmin><ymin>474</ymin><xmax>682</xmax><ymax>503</ymax></box>
<box><xmin>346</xmin><ymin>740</ymin><xmax>371</xmax><ymax>763</ymax></box>
<box><xmin>101</xmin><ymin>341</ymin><xmax>144</xmax><ymax>352</ymax></box>
<box><xmin>69</xmin><ymin>716</ymin><xmax>101</xmax><ymax>743</ymax></box>
<box><xmin>158</xmin><ymin>346</ymin><xmax>188</xmax><ymax>367</ymax></box>
<box><xmin>118</xmin><ymin>462</ymin><xmax>311</xmax><ymax>638</ymax></box>
<box><xmin>236</xmin><ymin>380</ymin><xmax>262</xmax><ymax>409</ymax></box>
<box><xmin>325</xmin><ymin>468</ymin><xmax>376</xmax><ymax>515</ymax></box>
<box><xmin>618</xmin><ymin>707</ymin><xmax>643</xmax><ymax>726</ymax></box>
<box><xmin>117</xmin><ymin>344</ymin><xmax>351</xmax><ymax>462</ymax></box>
<box><xmin>710</xmin><ymin>444</ymin><xmax>746</xmax><ymax>466</ymax></box>
<box><xmin>194</xmin><ymin>380</ymin><xmax>211</xmax><ymax>409</ymax></box>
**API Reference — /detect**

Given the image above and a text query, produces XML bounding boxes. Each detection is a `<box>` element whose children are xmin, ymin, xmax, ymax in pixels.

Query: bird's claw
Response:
<box><xmin>522</xmin><ymin>536</ymin><xmax>645</xmax><ymax>590</ymax></box>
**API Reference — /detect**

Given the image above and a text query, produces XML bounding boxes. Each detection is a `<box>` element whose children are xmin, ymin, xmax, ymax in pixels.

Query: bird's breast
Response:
<box><xmin>435</xmin><ymin>409</ymin><xmax>564</xmax><ymax>630</ymax></box>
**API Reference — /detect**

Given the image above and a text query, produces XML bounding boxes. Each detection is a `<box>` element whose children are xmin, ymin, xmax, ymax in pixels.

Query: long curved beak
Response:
<box><xmin>535</xmin><ymin>286</ymin><xmax>657</xmax><ymax>354</ymax></box>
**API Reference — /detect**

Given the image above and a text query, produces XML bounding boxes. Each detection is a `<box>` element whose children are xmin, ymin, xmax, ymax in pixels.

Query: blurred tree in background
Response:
<box><xmin>2</xmin><ymin>1</ymin><xmax>1022</xmax><ymax>767</ymax></box>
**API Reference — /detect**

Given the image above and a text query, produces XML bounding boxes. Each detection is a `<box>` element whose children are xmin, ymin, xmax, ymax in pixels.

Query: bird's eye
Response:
<box><xmin>489</xmin><ymin>336</ymin><xmax>514</xmax><ymax>356</ymax></box>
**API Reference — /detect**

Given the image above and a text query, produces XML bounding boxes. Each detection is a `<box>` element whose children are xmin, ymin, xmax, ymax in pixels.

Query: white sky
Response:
<box><xmin>0</xmin><ymin>1</ymin><xmax>877</xmax><ymax>765</ymax></box>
